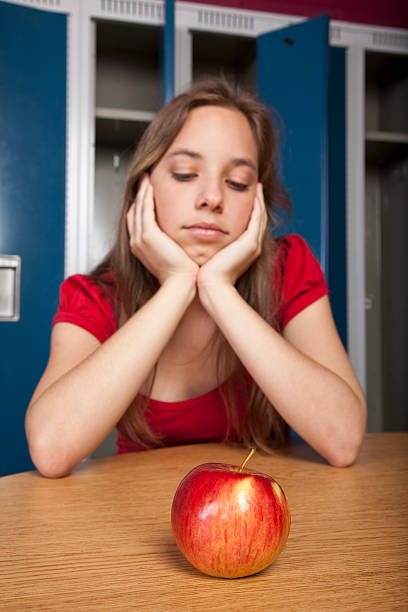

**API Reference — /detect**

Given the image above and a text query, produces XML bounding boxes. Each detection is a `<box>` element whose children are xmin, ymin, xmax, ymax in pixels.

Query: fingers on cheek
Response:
<box><xmin>127</xmin><ymin>214</ymin><xmax>136</xmax><ymax>253</ymax></box>
<box><xmin>256</xmin><ymin>185</ymin><xmax>267</xmax><ymax>216</ymax></box>
<box><xmin>253</xmin><ymin>197</ymin><xmax>263</xmax><ymax>226</ymax></box>
<box><xmin>260</xmin><ymin>208</ymin><xmax>268</xmax><ymax>238</ymax></box>
<box><xmin>257</xmin><ymin>192</ymin><xmax>268</xmax><ymax>229</ymax></box>
<box><xmin>135</xmin><ymin>199</ymin><xmax>144</xmax><ymax>242</ymax></box>
<box><xmin>144</xmin><ymin>184</ymin><xmax>155</xmax><ymax>223</ymax></box>
<box><xmin>126</xmin><ymin>205</ymin><xmax>135</xmax><ymax>237</ymax></box>
<box><xmin>133</xmin><ymin>177</ymin><xmax>149</xmax><ymax>226</ymax></box>
<box><xmin>255</xmin><ymin>200</ymin><xmax>267</xmax><ymax>246</ymax></box>
<box><xmin>127</xmin><ymin>199</ymin><xmax>142</xmax><ymax>249</ymax></box>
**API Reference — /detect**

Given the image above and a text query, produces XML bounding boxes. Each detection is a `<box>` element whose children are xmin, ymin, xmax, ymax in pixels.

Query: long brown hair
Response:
<box><xmin>92</xmin><ymin>77</ymin><xmax>292</xmax><ymax>452</ymax></box>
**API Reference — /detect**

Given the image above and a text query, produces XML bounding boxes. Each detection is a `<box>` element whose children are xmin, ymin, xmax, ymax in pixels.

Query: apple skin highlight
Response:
<box><xmin>171</xmin><ymin>462</ymin><xmax>291</xmax><ymax>579</ymax></box>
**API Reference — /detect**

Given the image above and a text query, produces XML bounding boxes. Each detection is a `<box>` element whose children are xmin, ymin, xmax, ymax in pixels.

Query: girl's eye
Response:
<box><xmin>227</xmin><ymin>180</ymin><xmax>249</xmax><ymax>192</ymax></box>
<box><xmin>172</xmin><ymin>173</ymin><xmax>197</xmax><ymax>182</ymax></box>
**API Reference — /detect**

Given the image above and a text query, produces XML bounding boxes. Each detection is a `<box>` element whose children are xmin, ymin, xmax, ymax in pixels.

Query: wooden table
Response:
<box><xmin>0</xmin><ymin>433</ymin><xmax>407</xmax><ymax>611</ymax></box>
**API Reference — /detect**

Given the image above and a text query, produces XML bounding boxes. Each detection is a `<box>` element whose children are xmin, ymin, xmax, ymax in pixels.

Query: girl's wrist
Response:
<box><xmin>197</xmin><ymin>280</ymin><xmax>238</xmax><ymax>317</ymax></box>
<box><xmin>161</xmin><ymin>272</ymin><xmax>198</xmax><ymax>303</ymax></box>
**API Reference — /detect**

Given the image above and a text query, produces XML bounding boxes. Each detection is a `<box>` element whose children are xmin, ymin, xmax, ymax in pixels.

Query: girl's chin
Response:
<box><xmin>183</xmin><ymin>245</ymin><xmax>220</xmax><ymax>266</ymax></box>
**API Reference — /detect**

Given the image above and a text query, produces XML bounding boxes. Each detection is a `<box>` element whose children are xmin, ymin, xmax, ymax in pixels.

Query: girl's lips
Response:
<box><xmin>184</xmin><ymin>223</ymin><xmax>227</xmax><ymax>240</ymax></box>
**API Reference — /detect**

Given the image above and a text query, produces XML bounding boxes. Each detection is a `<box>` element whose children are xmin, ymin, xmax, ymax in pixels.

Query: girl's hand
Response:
<box><xmin>127</xmin><ymin>175</ymin><xmax>199</xmax><ymax>285</ymax></box>
<box><xmin>197</xmin><ymin>183</ymin><xmax>267</xmax><ymax>292</ymax></box>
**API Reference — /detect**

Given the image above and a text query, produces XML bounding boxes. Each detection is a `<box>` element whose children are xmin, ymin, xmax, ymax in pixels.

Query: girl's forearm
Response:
<box><xmin>26</xmin><ymin>276</ymin><xmax>196</xmax><ymax>477</ymax></box>
<box><xmin>199</xmin><ymin>282</ymin><xmax>366</xmax><ymax>467</ymax></box>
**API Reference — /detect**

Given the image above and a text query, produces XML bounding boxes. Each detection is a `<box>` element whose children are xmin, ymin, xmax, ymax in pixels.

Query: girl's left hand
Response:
<box><xmin>197</xmin><ymin>183</ymin><xmax>268</xmax><ymax>292</ymax></box>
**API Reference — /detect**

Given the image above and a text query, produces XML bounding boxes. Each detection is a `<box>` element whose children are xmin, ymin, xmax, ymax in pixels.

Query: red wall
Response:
<box><xmin>182</xmin><ymin>1</ymin><xmax>408</xmax><ymax>30</ymax></box>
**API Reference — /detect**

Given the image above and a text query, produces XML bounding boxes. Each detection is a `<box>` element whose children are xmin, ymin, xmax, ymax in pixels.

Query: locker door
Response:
<box><xmin>257</xmin><ymin>15</ymin><xmax>329</xmax><ymax>272</ymax></box>
<box><xmin>257</xmin><ymin>16</ymin><xmax>347</xmax><ymax>346</ymax></box>
<box><xmin>0</xmin><ymin>1</ymin><xmax>67</xmax><ymax>475</ymax></box>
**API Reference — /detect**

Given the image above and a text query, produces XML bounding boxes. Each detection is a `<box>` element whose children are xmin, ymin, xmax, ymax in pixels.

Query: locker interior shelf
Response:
<box><xmin>94</xmin><ymin>108</ymin><xmax>157</xmax><ymax>147</ymax></box>
<box><xmin>365</xmin><ymin>131</ymin><xmax>408</xmax><ymax>164</ymax></box>
<box><xmin>95</xmin><ymin>107</ymin><xmax>156</xmax><ymax>122</ymax></box>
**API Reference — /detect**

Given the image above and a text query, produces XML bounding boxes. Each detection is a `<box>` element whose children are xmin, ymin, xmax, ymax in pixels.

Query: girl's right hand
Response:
<box><xmin>126</xmin><ymin>175</ymin><xmax>199</xmax><ymax>285</ymax></box>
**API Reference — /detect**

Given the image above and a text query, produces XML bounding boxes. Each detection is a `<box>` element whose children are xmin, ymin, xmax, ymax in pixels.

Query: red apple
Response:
<box><xmin>171</xmin><ymin>450</ymin><xmax>290</xmax><ymax>578</ymax></box>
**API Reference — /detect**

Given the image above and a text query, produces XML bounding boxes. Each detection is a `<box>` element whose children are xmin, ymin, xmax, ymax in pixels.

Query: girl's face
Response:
<box><xmin>149</xmin><ymin>105</ymin><xmax>259</xmax><ymax>266</ymax></box>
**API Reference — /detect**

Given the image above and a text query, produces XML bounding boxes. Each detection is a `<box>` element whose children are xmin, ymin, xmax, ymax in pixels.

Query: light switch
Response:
<box><xmin>0</xmin><ymin>255</ymin><xmax>21</xmax><ymax>321</ymax></box>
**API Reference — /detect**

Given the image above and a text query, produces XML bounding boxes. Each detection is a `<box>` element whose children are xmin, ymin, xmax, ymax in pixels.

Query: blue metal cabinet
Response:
<box><xmin>0</xmin><ymin>1</ymin><xmax>67</xmax><ymax>476</ymax></box>
<box><xmin>257</xmin><ymin>16</ymin><xmax>347</xmax><ymax>346</ymax></box>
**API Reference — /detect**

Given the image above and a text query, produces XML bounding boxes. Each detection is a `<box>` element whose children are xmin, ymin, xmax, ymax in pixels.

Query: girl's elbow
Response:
<box><xmin>36</xmin><ymin>458</ymin><xmax>72</xmax><ymax>479</ymax></box>
<box><xmin>327</xmin><ymin>446</ymin><xmax>360</xmax><ymax>468</ymax></box>
<box><xmin>27</xmin><ymin>435</ymin><xmax>73</xmax><ymax>478</ymax></box>
<box><xmin>328</xmin><ymin>399</ymin><xmax>367</xmax><ymax>468</ymax></box>
<box><xmin>326</xmin><ymin>425</ymin><xmax>366</xmax><ymax>468</ymax></box>
<box><xmin>26</xmin><ymin>411</ymin><xmax>73</xmax><ymax>478</ymax></box>
<box><xmin>32</xmin><ymin>451</ymin><xmax>72</xmax><ymax>479</ymax></box>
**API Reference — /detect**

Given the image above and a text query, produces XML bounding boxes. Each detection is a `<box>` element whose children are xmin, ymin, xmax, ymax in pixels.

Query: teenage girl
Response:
<box><xmin>25</xmin><ymin>78</ymin><xmax>367</xmax><ymax>477</ymax></box>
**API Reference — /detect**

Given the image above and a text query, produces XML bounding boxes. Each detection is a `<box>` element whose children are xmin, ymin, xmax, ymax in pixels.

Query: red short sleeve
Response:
<box><xmin>278</xmin><ymin>235</ymin><xmax>329</xmax><ymax>329</ymax></box>
<box><xmin>52</xmin><ymin>274</ymin><xmax>117</xmax><ymax>343</ymax></box>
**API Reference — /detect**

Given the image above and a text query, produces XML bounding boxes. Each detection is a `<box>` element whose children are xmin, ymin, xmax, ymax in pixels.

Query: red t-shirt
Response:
<box><xmin>53</xmin><ymin>234</ymin><xmax>328</xmax><ymax>453</ymax></box>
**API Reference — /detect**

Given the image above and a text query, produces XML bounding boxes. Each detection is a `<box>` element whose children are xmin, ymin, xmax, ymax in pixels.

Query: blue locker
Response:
<box><xmin>257</xmin><ymin>15</ymin><xmax>330</xmax><ymax>272</ymax></box>
<box><xmin>0</xmin><ymin>1</ymin><xmax>67</xmax><ymax>476</ymax></box>
<box><xmin>257</xmin><ymin>16</ymin><xmax>347</xmax><ymax>346</ymax></box>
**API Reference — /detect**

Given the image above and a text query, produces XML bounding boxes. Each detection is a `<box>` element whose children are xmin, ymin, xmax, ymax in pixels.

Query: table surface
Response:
<box><xmin>0</xmin><ymin>433</ymin><xmax>407</xmax><ymax>611</ymax></box>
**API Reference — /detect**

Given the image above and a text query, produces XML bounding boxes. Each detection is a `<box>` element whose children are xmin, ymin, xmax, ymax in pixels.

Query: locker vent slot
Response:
<box><xmin>198</xmin><ymin>9</ymin><xmax>255</xmax><ymax>33</ymax></box>
<box><xmin>99</xmin><ymin>0</ymin><xmax>163</xmax><ymax>21</ymax></box>
<box><xmin>372</xmin><ymin>31</ymin><xmax>408</xmax><ymax>50</ymax></box>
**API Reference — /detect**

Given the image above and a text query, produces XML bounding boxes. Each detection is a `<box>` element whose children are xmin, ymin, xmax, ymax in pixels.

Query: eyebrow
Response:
<box><xmin>167</xmin><ymin>148</ymin><xmax>257</xmax><ymax>172</ymax></box>
<box><xmin>167</xmin><ymin>148</ymin><xmax>202</xmax><ymax>160</ymax></box>
<box><xmin>230</xmin><ymin>157</ymin><xmax>257</xmax><ymax>172</ymax></box>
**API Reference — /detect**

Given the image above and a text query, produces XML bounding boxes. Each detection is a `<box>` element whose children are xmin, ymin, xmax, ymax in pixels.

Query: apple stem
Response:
<box><xmin>239</xmin><ymin>448</ymin><xmax>256</xmax><ymax>472</ymax></box>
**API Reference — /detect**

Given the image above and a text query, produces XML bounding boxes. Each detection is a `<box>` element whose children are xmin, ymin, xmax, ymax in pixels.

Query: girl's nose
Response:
<box><xmin>196</xmin><ymin>179</ymin><xmax>223</xmax><ymax>212</ymax></box>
